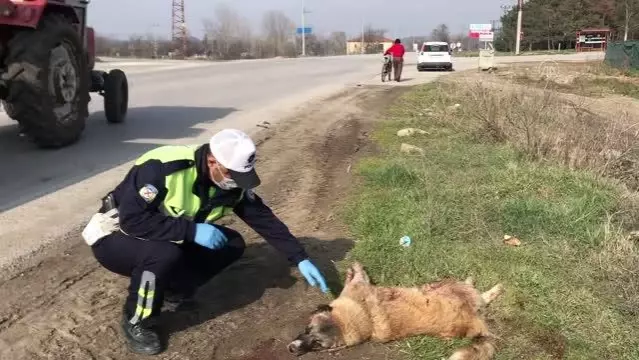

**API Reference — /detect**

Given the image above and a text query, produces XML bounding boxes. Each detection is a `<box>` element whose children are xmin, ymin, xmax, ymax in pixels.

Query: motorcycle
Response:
<box><xmin>381</xmin><ymin>54</ymin><xmax>392</xmax><ymax>82</ymax></box>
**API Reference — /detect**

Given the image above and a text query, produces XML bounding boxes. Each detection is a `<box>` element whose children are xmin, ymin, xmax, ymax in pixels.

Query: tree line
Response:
<box><xmin>95</xmin><ymin>4</ymin><xmax>349</xmax><ymax>60</ymax></box>
<box><xmin>497</xmin><ymin>0</ymin><xmax>639</xmax><ymax>52</ymax></box>
<box><xmin>94</xmin><ymin>4</ymin><xmax>481</xmax><ymax>60</ymax></box>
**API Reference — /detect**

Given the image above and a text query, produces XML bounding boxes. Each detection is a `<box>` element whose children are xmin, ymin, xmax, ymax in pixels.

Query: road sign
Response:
<box><xmin>479</xmin><ymin>32</ymin><xmax>494</xmax><ymax>41</ymax></box>
<box><xmin>296</xmin><ymin>27</ymin><xmax>312</xmax><ymax>35</ymax></box>
<box><xmin>468</xmin><ymin>30</ymin><xmax>493</xmax><ymax>39</ymax></box>
<box><xmin>469</xmin><ymin>24</ymin><xmax>492</xmax><ymax>32</ymax></box>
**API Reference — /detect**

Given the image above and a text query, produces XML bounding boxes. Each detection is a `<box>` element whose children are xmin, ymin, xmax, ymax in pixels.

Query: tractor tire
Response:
<box><xmin>103</xmin><ymin>69</ymin><xmax>128</xmax><ymax>124</ymax></box>
<box><xmin>4</xmin><ymin>14</ymin><xmax>89</xmax><ymax>148</ymax></box>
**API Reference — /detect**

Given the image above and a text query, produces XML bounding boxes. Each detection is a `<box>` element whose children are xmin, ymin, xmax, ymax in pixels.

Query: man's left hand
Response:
<box><xmin>298</xmin><ymin>259</ymin><xmax>329</xmax><ymax>294</ymax></box>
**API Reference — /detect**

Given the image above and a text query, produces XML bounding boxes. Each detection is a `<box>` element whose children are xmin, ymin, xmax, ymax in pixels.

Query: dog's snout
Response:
<box><xmin>288</xmin><ymin>340</ymin><xmax>303</xmax><ymax>354</ymax></box>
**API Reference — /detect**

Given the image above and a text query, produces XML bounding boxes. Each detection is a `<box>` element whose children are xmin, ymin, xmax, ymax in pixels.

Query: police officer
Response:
<box><xmin>84</xmin><ymin>128</ymin><xmax>329</xmax><ymax>355</ymax></box>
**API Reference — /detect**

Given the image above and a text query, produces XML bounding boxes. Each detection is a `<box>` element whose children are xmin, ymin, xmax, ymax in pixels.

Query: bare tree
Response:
<box><xmin>327</xmin><ymin>31</ymin><xmax>347</xmax><ymax>55</ymax></box>
<box><xmin>203</xmin><ymin>3</ymin><xmax>252</xmax><ymax>60</ymax></box>
<box><xmin>262</xmin><ymin>10</ymin><xmax>296</xmax><ymax>57</ymax></box>
<box><xmin>95</xmin><ymin>35</ymin><xmax>125</xmax><ymax>57</ymax></box>
<box><xmin>361</xmin><ymin>25</ymin><xmax>388</xmax><ymax>54</ymax></box>
<box><xmin>431</xmin><ymin>24</ymin><xmax>451</xmax><ymax>43</ymax></box>
<box><xmin>618</xmin><ymin>0</ymin><xmax>639</xmax><ymax>40</ymax></box>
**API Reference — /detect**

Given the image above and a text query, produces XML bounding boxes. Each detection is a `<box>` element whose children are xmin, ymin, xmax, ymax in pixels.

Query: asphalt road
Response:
<box><xmin>0</xmin><ymin>55</ymin><xmax>382</xmax><ymax>211</ymax></box>
<box><xmin>0</xmin><ymin>51</ymin><xmax>604</xmax><ymax>272</ymax></box>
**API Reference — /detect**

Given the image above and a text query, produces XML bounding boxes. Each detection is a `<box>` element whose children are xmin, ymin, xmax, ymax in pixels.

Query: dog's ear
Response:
<box><xmin>312</xmin><ymin>304</ymin><xmax>333</xmax><ymax>314</ymax></box>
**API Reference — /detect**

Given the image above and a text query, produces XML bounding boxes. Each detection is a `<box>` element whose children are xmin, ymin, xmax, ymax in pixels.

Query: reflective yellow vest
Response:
<box><xmin>134</xmin><ymin>145</ymin><xmax>243</xmax><ymax>224</ymax></box>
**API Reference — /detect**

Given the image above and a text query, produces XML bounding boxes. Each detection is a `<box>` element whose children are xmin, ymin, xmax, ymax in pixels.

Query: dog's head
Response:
<box><xmin>288</xmin><ymin>304</ymin><xmax>343</xmax><ymax>356</ymax></box>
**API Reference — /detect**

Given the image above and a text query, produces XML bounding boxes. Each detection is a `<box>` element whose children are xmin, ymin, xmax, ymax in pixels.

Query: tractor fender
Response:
<box><xmin>0</xmin><ymin>0</ymin><xmax>81</xmax><ymax>28</ymax></box>
<box><xmin>86</xmin><ymin>26</ymin><xmax>95</xmax><ymax>70</ymax></box>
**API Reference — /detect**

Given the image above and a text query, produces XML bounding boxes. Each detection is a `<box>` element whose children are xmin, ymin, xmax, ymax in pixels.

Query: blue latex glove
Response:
<box><xmin>194</xmin><ymin>223</ymin><xmax>228</xmax><ymax>250</ymax></box>
<box><xmin>298</xmin><ymin>259</ymin><xmax>329</xmax><ymax>293</ymax></box>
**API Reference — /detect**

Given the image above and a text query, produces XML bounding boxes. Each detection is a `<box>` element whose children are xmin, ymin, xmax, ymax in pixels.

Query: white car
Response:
<box><xmin>417</xmin><ymin>41</ymin><xmax>453</xmax><ymax>71</ymax></box>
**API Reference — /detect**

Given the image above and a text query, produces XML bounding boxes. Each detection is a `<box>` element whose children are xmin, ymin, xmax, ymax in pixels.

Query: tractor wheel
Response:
<box><xmin>103</xmin><ymin>69</ymin><xmax>128</xmax><ymax>124</ymax></box>
<box><xmin>4</xmin><ymin>14</ymin><xmax>89</xmax><ymax>148</ymax></box>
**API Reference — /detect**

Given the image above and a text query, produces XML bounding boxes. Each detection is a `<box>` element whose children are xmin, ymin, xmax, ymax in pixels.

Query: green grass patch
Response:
<box><xmin>338</xmin><ymin>83</ymin><xmax>639</xmax><ymax>359</ymax></box>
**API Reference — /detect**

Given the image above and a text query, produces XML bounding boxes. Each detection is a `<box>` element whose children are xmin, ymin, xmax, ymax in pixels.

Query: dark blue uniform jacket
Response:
<box><xmin>109</xmin><ymin>144</ymin><xmax>309</xmax><ymax>265</ymax></box>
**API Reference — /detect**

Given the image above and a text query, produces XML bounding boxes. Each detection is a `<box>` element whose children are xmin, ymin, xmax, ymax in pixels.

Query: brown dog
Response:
<box><xmin>288</xmin><ymin>262</ymin><xmax>504</xmax><ymax>360</ymax></box>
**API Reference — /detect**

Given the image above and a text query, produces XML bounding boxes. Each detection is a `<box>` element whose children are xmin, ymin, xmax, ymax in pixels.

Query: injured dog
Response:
<box><xmin>288</xmin><ymin>262</ymin><xmax>504</xmax><ymax>360</ymax></box>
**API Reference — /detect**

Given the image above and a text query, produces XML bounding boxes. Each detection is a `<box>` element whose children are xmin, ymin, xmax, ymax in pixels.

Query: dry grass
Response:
<box><xmin>592</xmin><ymin>211</ymin><xmax>639</xmax><ymax>315</ymax></box>
<box><xmin>428</xmin><ymin>78</ymin><xmax>639</xmax><ymax>193</ymax></box>
<box><xmin>496</xmin><ymin>61</ymin><xmax>639</xmax><ymax>98</ymax></box>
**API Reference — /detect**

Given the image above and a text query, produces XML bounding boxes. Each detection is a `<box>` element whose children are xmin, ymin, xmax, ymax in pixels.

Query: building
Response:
<box><xmin>347</xmin><ymin>35</ymin><xmax>395</xmax><ymax>55</ymax></box>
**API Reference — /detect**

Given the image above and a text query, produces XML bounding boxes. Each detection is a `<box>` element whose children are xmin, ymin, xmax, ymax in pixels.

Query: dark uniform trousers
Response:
<box><xmin>91</xmin><ymin>225</ymin><xmax>245</xmax><ymax>321</ymax></box>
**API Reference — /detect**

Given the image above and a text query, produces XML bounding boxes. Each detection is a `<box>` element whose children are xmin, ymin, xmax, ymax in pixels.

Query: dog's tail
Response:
<box><xmin>447</xmin><ymin>334</ymin><xmax>496</xmax><ymax>360</ymax></box>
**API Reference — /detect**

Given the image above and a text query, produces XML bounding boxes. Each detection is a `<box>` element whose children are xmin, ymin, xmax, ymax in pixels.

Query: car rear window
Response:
<box><xmin>422</xmin><ymin>44</ymin><xmax>449</xmax><ymax>52</ymax></box>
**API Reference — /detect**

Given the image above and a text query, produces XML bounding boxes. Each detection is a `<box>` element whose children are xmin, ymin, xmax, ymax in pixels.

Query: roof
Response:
<box><xmin>347</xmin><ymin>35</ymin><xmax>395</xmax><ymax>43</ymax></box>
<box><xmin>579</xmin><ymin>28</ymin><xmax>611</xmax><ymax>32</ymax></box>
<box><xmin>423</xmin><ymin>41</ymin><xmax>448</xmax><ymax>45</ymax></box>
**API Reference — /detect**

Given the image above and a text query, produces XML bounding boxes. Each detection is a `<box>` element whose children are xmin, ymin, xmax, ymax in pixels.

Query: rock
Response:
<box><xmin>397</xmin><ymin>128</ymin><xmax>428</xmax><ymax>137</ymax></box>
<box><xmin>400</xmin><ymin>143</ymin><xmax>425</xmax><ymax>155</ymax></box>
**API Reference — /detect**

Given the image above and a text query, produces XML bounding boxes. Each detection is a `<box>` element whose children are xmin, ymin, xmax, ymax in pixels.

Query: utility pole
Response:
<box><xmin>150</xmin><ymin>23</ymin><xmax>159</xmax><ymax>59</ymax></box>
<box><xmin>301</xmin><ymin>0</ymin><xmax>311</xmax><ymax>56</ymax></box>
<box><xmin>515</xmin><ymin>0</ymin><xmax>523</xmax><ymax>55</ymax></box>
<box><xmin>301</xmin><ymin>0</ymin><xmax>306</xmax><ymax>56</ymax></box>
<box><xmin>360</xmin><ymin>18</ymin><xmax>364</xmax><ymax>54</ymax></box>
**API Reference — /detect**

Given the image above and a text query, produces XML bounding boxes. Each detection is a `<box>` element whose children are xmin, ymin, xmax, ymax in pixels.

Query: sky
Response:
<box><xmin>89</xmin><ymin>0</ymin><xmax>516</xmax><ymax>40</ymax></box>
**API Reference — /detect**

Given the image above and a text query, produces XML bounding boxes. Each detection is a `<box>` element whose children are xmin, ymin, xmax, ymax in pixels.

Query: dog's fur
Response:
<box><xmin>288</xmin><ymin>262</ymin><xmax>504</xmax><ymax>360</ymax></box>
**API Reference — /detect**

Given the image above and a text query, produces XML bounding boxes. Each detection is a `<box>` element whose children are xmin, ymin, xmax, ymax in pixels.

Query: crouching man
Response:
<box><xmin>82</xmin><ymin>128</ymin><xmax>329</xmax><ymax>355</ymax></box>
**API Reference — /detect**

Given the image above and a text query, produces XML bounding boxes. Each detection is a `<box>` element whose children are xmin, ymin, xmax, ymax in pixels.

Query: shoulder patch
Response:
<box><xmin>139</xmin><ymin>184</ymin><xmax>159</xmax><ymax>203</ymax></box>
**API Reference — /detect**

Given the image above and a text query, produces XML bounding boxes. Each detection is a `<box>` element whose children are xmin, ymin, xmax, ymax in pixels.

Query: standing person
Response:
<box><xmin>81</xmin><ymin>128</ymin><xmax>329</xmax><ymax>355</ymax></box>
<box><xmin>384</xmin><ymin>38</ymin><xmax>406</xmax><ymax>82</ymax></box>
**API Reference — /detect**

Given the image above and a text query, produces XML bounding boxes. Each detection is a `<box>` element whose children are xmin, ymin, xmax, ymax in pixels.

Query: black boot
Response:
<box><xmin>121</xmin><ymin>311</ymin><xmax>163</xmax><ymax>355</ymax></box>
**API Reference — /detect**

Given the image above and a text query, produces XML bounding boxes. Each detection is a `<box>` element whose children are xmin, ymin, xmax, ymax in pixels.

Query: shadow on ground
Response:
<box><xmin>160</xmin><ymin>236</ymin><xmax>354</xmax><ymax>340</ymax></box>
<box><xmin>0</xmin><ymin>106</ymin><xmax>236</xmax><ymax>211</ymax></box>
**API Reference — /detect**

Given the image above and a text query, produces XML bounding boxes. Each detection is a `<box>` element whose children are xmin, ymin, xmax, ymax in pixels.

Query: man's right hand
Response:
<box><xmin>194</xmin><ymin>223</ymin><xmax>228</xmax><ymax>250</ymax></box>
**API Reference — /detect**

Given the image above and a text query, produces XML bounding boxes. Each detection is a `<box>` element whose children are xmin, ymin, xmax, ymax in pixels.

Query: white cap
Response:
<box><xmin>209</xmin><ymin>129</ymin><xmax>260</xmax><ymax>189</ymax></box>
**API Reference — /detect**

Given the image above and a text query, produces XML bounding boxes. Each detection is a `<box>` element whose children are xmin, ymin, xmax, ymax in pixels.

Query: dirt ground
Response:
<box><xmin>0</xmin><ymin>84</ymin><xmax>410</xmax><ymax>360</ymax></box>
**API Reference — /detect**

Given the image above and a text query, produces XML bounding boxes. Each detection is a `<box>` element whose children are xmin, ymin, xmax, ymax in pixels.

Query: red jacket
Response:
<box><xmin>385</xmin><ymin>43</ymin><xmax>405</xmax><ymax>58</ymax></box>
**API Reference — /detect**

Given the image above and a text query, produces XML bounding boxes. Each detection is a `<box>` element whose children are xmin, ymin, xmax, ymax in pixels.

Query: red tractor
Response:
<box><xmin>0</xmin><ymin>0</ymin><xmax>128</xmax><ymax>148</ymax></box>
